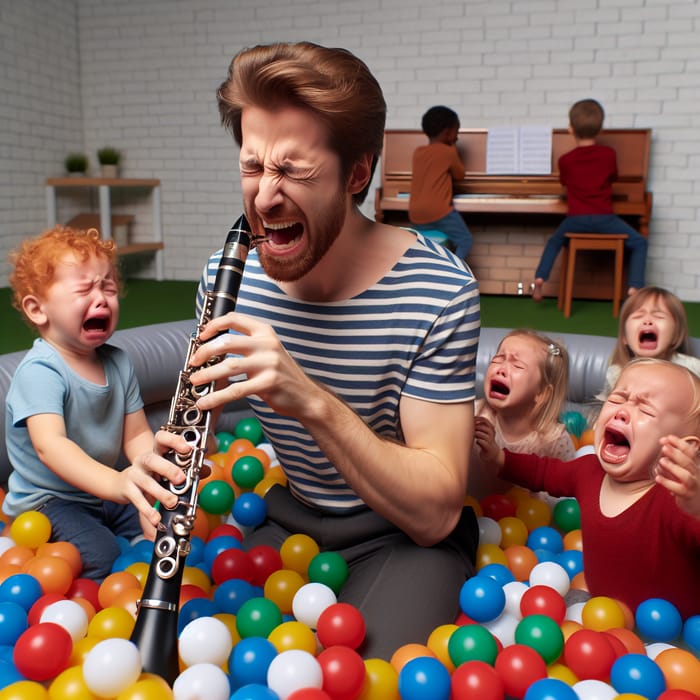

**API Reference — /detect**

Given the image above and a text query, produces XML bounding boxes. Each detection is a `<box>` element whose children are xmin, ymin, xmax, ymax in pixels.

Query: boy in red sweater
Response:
<box><xmin>475</xmin><ymin>357</ymin><xmax>700</xmax><ymax>619</ymax></box>
<box><xmin>532</xmin><ymin>99</ymin><xmax>647</xmax><ymax>301</ymax></box>
<box><xmin>409</xmin><ymin>106</ymin><xmax>473</xmax><ymax>261</ymax></box>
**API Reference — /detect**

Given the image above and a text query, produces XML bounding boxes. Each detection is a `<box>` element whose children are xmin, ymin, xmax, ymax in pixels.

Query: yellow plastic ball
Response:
<box><xmin>357</xmin><ymin>658</ymin><xmax>400</xmax><ymax>700</ymax></box>
<box><xmin>87</xmin><ymin>606</ymin><xmax>135</xmax><ymax>640</ymax></box>
<box><xmin>581</xmin><ymin>596</ymin><xmax>627</xmax><ymax>631</ymax></box>
<box><xmin>475</xmin><ymin>543</ymin><xmax>508</xmax><ymax>570</ymax></box>
<box><xmin>498</xmin><ymin>516</ymin><xmax>529</xmax><ymax>548</ymax></box>
<box><xmin>267</xmin><ymin>620</ymin><xmax>317</xmax><ymax>654</ymax></box>
<box><xmin>279</xmin><ymin>534</ymin><xmax>319</xmax><ymax>577</ymax></box>
<box><xmin>263</xmin><ymin>568</ymin><xmax>306</xmax><ymax>615</ymax></box>
<box><xmin>0</xmin><ymin>681</ymin><xmax>49</xmax><ymax>700</ymax></box>
<box><xmin>48</xmin><ymin>665</ymin><xmax>98</xmax><ymax>700</ymax></box>
<box><xmin>426</xmin><ymin>623</ymin><xmax>458</xmax><ymax>673</ymax></box>
<box><xmin>9</xmin><ymin>511</ymin><xmax>52</xmax><ymax>549</ymax></box>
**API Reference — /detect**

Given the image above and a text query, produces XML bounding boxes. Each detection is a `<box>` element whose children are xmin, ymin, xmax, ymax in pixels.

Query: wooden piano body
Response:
<box><xmin>375</xmin><ymin>128</ymin><xmax>652</xmax><ymax>299</ymax></box>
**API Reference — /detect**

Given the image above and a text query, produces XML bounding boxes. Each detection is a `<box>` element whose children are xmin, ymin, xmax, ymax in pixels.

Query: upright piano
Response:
<box><xmin>375</xmin><ymin>128</ymin><xmax>652</xmax><ymax>237</ymax></box>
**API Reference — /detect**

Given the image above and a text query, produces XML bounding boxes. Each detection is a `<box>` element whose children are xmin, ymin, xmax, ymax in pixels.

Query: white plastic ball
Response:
<box><xmin>572</xmin><ymin>679</ymin><xmax>617</xmax><ymax>700</ymax></box>
<box><xmin>483</xmin><ymin>611</ymin><xmax>519</xmax><ymax>647</ymax></box>
<box><xmin>0</xmin><ymin>537</ymin><xmax>15</xmax><ymax>556</ymax></box>
<box><xmin>575</xmin><ymin>444</ymin><xmax>597</xmax><ymax>458</ymax></box>
<box><xmin>40</xmin><ymin>599</ymin><xmax>89</xmax><ymax>643</ymax></box>
<box><xmin>565</xmin><ymin>601</ymin><xmax>586</xmax><ymax>624</ymax></box>
<box><xmin>173</xmin><ymin>662</ymin><xmax>230</xmax><ymax>700</ymax></box>
<box><xmin>645</xmin><ymin>641</ymin><xmax>676</xmax><ymax>659</ymax></box>
<box><xmin>267</xmin><ymin>649</ymin><xmax>323</xmax><ymax>700</ymax></box>
<box><xmin>82</xmin><ymin>638</ymin><xmax>142</xmax><ymax>697</ymax></box>
<box><xmin>291</xmin><ymin>582</ymin><xmax>337</xmax><ymax>629</ymax></box>
<box><xmin>529</xmin><ymin>561</ymin><xmax>570</xmax><ymax>596</ymax></box>
<box><xmin>502</xmin><ymin>580</ymin><xmax>528</xmax><ymax>619</ymax></box>
<box><xmin>255</xmin><ymin>442</ymin><xmax>277</xmax><ymax>462</ymax></box>
<box><xmin>179</xmin><ymin>615</ymin><xmax>232</xmax><ymax>668</ymax></box>
<box><xmin>477</xmin><ymin>516</ymin><xmax>502</xmax><ymax>545</ymax></box>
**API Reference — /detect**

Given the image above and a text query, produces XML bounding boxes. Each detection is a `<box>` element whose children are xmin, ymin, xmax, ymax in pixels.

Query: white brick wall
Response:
<box><xmin>2</xmin><ymin>0</ymin><xmax>700</xmax><ymax>302</ymax></box>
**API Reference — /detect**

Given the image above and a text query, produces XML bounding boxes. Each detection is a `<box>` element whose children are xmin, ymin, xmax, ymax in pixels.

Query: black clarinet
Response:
<box><xmin>130</xmin><ymin>214</ymin><xmax>252</xmax><ymax>683</ymax></box>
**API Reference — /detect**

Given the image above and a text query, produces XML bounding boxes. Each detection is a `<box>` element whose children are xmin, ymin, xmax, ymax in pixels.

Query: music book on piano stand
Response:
<box><xmin>486</xmin><ymin>125</ymin><xmax>552</xmax><ymax>175</ymax></box>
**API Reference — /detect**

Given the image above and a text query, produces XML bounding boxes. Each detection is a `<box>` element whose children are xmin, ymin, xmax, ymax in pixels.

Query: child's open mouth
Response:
<box><xmin>638</xmin><ymin>329</ymin><xmax>658</xmax><ymax>350</ymax></box>
<box><xmin>83</xmin><ymin>317</ymin><xmax>108</xmax><ymax>332</ymax></box>
<box><xmin>601</xmin><ymin>426</ymin><xmax>631</xmax><ymax>463</ymax></box>
<box><xmin>489</xmin><ymin>379</ymin><xmax>510</xmax><ymax>398</ymax></box>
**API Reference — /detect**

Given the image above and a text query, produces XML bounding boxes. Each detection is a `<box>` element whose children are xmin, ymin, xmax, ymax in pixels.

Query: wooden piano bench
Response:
<box><xmin>557</xmin><ymin>233</ymin><xmax>629</xmax><ymax>319</ymax></box>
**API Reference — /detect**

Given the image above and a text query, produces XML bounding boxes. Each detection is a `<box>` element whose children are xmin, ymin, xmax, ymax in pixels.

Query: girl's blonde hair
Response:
<box><xmin>9</xmin><ymin>225</ymin><xmax>119</xmax><ymax>327</ymax></box>
<box><xmin>610</xmin><ymin>286</ymin><xmax>691</xmax><ymax>367</ymax></box>
<box><xmin>494</xmin><ymin>329</ymin><xmax>570</xmax><ymax>432</ymax></box>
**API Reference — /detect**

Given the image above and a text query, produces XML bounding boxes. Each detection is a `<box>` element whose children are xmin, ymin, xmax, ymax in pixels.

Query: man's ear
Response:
<box><xmin>346</xmin><ymin>153</ymin><xmax>373</xmax><ymax>195</ymax></box>
<box><xmin>21</xmin><ymin>295</ymin><xmax>47</xmax><ymax>328</ymax></box>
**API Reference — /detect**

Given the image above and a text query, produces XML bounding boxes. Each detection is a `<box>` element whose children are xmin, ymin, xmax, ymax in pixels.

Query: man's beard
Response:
<box><xmin>257</xmin><ymin>193</ymin><xmax>347</xmax><ymax>283</ymax></box>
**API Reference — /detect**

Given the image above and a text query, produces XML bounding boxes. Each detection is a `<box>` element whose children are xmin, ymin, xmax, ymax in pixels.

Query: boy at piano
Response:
<box><xmin>408</xmin><ymin>105</ymin><xmax>473</xmax><ymax>261</ymax></box>
<box><xmin>531</xmin><ymin>98</ymin><xmax>648</xmax><ymax>301</ymax></box>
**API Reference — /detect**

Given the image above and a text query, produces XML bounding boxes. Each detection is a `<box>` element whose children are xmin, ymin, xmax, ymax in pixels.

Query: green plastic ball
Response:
<box><xmin>198</xmin><ymin>479</ymin><xmax>235</xmax><ymax>515</ymax></box>
<box><xmin>235</xmin><ymin>597</ymin><xmax>283</xmax><ymax>638</ymax></box>
<box><xmin>231</xmin><ymin>455</ymin><xmax>265</xmax><ymax>490</ymax></box>
<box><xmin>234</xmin><ymin>417</ymin><xmax>264</xmax><ymax>445</ymax></box>
<box><xmin>559</xmin><ymin>411</ymin><xmax>587</xmax><ymax>439</ymax></box>
<box><xmin>215</xmin><ymin>431</ymin><xmax>235</xmax><ymax>452</ymax></box>
<box><xmin>553</xmin><ymin>498</ymin><xmax>581</xmax><ymax>533</ymax></box>
<box><xmin>514</xmin><ymin>613</ymin><xmax>564</xmax><ymax>665</ymax></box>
<box><xmin>448</xmin><ymin>624</ymin><xmax>499</xmax><ymax>666</ymax></box>
<box><xmin>307</xmin><ymin>551</ymin><xmax>349</xmax><ymax>595</ymax></box>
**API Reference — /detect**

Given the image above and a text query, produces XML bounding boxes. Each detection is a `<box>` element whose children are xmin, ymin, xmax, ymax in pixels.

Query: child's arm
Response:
<box><xmin>26</xmin><ymin>412</ymin><xmax>185</xmax><ymax>533</ymax></box>
<box><xmin>656</xmin><ymin>435</ymin><xmax>700</xmax><ymax>518</ymax></box>
<box><xmin>474</xmin><ymin>416</ymin><xmax>505</xmax><ymax>472</ymax></box>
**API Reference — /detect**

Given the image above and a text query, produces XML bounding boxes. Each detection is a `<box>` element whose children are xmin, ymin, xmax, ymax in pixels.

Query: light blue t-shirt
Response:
<box><xmin>4</xmin><ymin>338</ymin><xmax>144</xmax><ymax>515</ymax></box>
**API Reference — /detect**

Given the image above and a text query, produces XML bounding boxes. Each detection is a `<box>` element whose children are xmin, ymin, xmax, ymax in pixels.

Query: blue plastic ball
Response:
<box><xmin>213</xmin><ymin>578</ymin><xmax>257</xmax><ymax>615</ymax></box>
<box><xmin>0</xmin><ymin>602</ymin><xmax>28</xmax><ymax>646</ymax></box>
<box><xmin>203</xmin><ymin>534</ymin><xmax>242</xmax><ymax>571</ymax></box>
<box><xmin>398</xmin><ymin>656</ymin><xmax>451</xmax><ymax>700</ymax></box>
<box><xmin>176</xmin><ymin>597</ymin><xmax>219</xmax><ymax>635</ymax></box>
<box><xmin>0</xmin><ymin>574</ymin><xmax>43</xmax><ymax>612</ymax></box>
<box><xmin>229</xmin><ymin>636</ymin><xmax>278</xmax><ymax>689</ymax></box>
<box><xmin>131</xmin><ymin>538</ymin><xmax>155</xmax><ymax>561</ymax></box>
<box><xmin>232</xmin><ymin>492</ymin><xmax>268</xmax><ymax>528</ymax></box>
<box><xmin>187</xmin><ymin>535</ymin><xmax>206</xmax><ymax>565</ymax></box>
<box><xmin>527</xmin><ymin>526</ymin><xmax>563</xmax><ymax>553</ymax></box>
<box><xmin>230</xmin><ymin>684</ymin><xmax>279</xmax><ymax>700</ymax></box>
<box><xmin>533</xmin><ymin>549</ymin><xmax>560</xmax><ymax>564</ymax></box>
<box><xmin>478</xmin><ymin>563</ymin><xmax>515</xmax><ymax>587</ymax></box>
<box><xmin>610</xmin><ymin>653</ymin><xmax>666</xmax><ymax>700</ymax></box>
<box><xmin>524</xmin><ymin>677</ymin><xmax>579</xmax><ymax>700</ymax></box>
<box><xmin>459</xmin><ymin>575</ymin><xmax>506</xmax><ymax>623</ymax></box>
<box><xmin>635</xmin><ymin>598</ymin><xmax>683</xmax><ymax>642</ymax></box>
<box><xmin>683</xmin><ymin>614</ymin><xmax>700</xmax><ymax>654</ymax></box>
<box><xmin>0</xmin><ymin>658</ymin><xmax>24</xmax><ymax>691</ymax></box>
<box><xmin>556</xmin><ymin>549</ymin><xmax>584</xmax><ymax>579</ymax></box>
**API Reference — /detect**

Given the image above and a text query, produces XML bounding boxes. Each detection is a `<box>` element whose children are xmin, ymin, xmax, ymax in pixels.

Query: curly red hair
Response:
<box><xmin>9</xmin><ymin>225</ymin><xmax>120</xmax><ymax>326</ymax></box>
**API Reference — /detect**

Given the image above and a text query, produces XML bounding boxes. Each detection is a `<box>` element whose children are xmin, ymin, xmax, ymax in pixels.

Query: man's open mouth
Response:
<box><xmin>263</xmin><ymin>222</ymin><xmax>303</xmax><ymax>249</ymax></box>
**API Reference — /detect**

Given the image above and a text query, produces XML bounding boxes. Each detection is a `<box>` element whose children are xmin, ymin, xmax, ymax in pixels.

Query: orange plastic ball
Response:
<box><xmin>0</xmin><ymin>544</ymin><xmax>35</xmax><ymax>569</ymax></box>
<box><xmin>503</xmin><ymin>544</ymin><xmax>538</xmax><ymax>581</ymax></box>
<box><xmin>36</xmin><ymin>542</ymin><xmax>83</xmax><ymax>579</ymax></box>
<box><xmin>390</xmin><ymin>643</ymin><xmax>436</xmax><ymax>673</ymax></box>
<box><xmin>98</xmin><ymin>571</ymin><xmax>141</xmax><ymax>609</ymax></box>
<box><xmin>0</xmin><ymin>563</ymin><xmax>24</xmax><ymax>584</ymax></box>
<box><xmin>24</xmin><ymin>555</ymin><xmax>74</xmax><ymax>595</ymax></box>
<box><xmin>579</xmin><ymin>429</ymin><xmax>595</xmax><ymax>446</ymax></box>
<box><xmin>190</xmin><ymin>506</ymin><xmax>211</xmax><ymax>541</ymax></box>
<box><xmin>9</xmin><ymin>511</ymin><xmax>52</xmax><ymax>549</ymax></box>
<box><xmin>654</xmin><ymin>648</ymin><xmax>700</xmax><ymax>695</ymax></box>
<box><xmin>570</xmin><ymin>572</ymin><xmax>589</xmax><ymax>592</ymax></box>
<box><xmin>563</xmin><ymin>529</ymin><xmax>583</xmax><ymax>551</ymax></box>
<box><xmin>560</xmin><ymin>620</ymin><xmax>583</xmax><ymax>641</ymax></box>
<box><xmin>71</xmin><ymin>596</ymin><xmax>96</xmax><ymax>623</ymax></box>
<box><xmin>605</xmin><ymin>627</ymin><xmax>645</xmax><ymax>655</ymax></box>
<box><xmin>111</xmin><ymin>588</ymin><xmax>141</xmax><ymax>619</ymax></box>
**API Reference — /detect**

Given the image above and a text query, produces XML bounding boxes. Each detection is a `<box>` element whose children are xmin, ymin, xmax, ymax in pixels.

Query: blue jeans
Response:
<box><xmin>39</xmin><ymin>497</ymin><xmax>142</xmax><ymax>582</ymax></box>
<box><xmin>413</xmin><ymin>209</ymin><xmax>473</xmax><ymax>260</ymax></box>
<box><xmin>535</xmin><ymin>214</ymin><xmax>647</xmax><ymax>289</ymax></box>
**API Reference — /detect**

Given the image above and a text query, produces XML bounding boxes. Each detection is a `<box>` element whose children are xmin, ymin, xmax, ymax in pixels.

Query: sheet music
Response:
<box><xmin>486</xmin><ymin>125</ymin><xmax>552</xmax><ymax>174</ymax></box>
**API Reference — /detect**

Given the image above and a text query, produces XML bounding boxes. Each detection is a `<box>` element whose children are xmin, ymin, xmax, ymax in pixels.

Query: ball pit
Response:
<box><xmin>0</xmin><ymin>416</ymin><xmax>698</xmax><ymax>700</ymax></box>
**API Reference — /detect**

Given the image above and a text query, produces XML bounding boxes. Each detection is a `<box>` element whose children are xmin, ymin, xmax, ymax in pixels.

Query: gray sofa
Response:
<box><xmin>1</xmin><ymin>320</ymin><xmax>696</xmax><ymax>485</ymax></box>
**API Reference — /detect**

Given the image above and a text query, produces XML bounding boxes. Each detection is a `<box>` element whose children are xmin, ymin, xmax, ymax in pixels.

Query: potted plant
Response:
<box><xmin>97</xmin><ymin>147</ymin><xmax>121</xmax><ymax>178</ymax></box>
<box><xmin>64</xmin><ymin>153</ymin><xmax>89</xmax><ymax>176</ymax></box>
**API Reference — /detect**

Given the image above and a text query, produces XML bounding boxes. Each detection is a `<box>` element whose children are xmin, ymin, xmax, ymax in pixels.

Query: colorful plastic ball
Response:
<box><xmin>307</xmin><ymin>551</ymin><xmax>349</xmax><ymax>595</ymax></box>
<box><xmin>499</xmin><ymin>516</ymin><xmax>529</xmax><ymax>548</ymax></box>
<box><xmin>87</xmin><ymin>605</ymin><xmax>135</xmax><ymax>640</ymax></box>
<box><xmin>516</xmin><ymin>498</ymin><xmax>552</xmax><ymax>531</ymax></box>
<box><xmin>657</xmin><ymin>692</ymin><xmax>700</xmax><ymax>700</ymax></box>
<box><xmin>556</xmin><ymin>549</ymin><xmax>584</xmax><ymax>579</ymax></box>
<box><xmin>610</xmin><ymin>653</ymin><xmax>666</xmax><ymax>700</ymax></box>
<box><xmin>504</xmin><ymin>545</ymin><xmax>539</xmax><ymax>582</ymax></box>
<box><xmin>494</xmin><ymin>643</ymin><xmax>548</xmax><ymax>699</ymax></box>
<box><xmin>268</xmin><ymin>620</ymin><xmax>317</xmax><ymax>655</ymax></box>
<box><xmin>212</xmin><ymin>577</ymin><xmax>256</xmax><ymax>617</ymax></box>
<box><xmin>49</xmin><ymin>663</ymin><xmax>98</xmax><ymax>700</ymax></box>
<box><xmin>292</xmin><ymin>582</ymin><xmax>337</xmax><ymax>630</ymax></box>
<box><xmin>481</xmin><ymin>494</ymin><xmax>517</xmax><ymax>521</ymax></box>
<box><xmin>232</xmin><ymin>455</ymin><xmax>266</xmax><ymax>490</ymax></box>
<box><xmin>0</xmin><ymin>601</ymin><xmax>28</xmax><ymax>646</ymax></box>
<box><xmin>264</xmin><ymin>569</ymin><xmax>306</xmax><ymax>615</ymax></box>
<box><xmin>459</xmin><ymin>575</ymin><xmax>505</xmax><ymax>623</ymax></box>
<box><xmin>563</xmin><ymin>629</ymin><xmax>617</xmax><ymax>681</ymax></box>
<box><xmin>198</xmin><ymin>479</ymin><xmax>235</xmax><ymax>515</ymax></box>
<box><xmin>390</xmin><ymin>644</ymin><xmax>437</xmax><ymax>673</ymax></box>
<box><xmin>450</xmin><ymin>659</ymin><xmax>504</xmax><ymax>700</ymax></box>
<box><xmin>39</xmin><ymin>599</ymin><xmax>88</xmax><ymax>643</ymax></box>
<box><xmin>478</xmin><ymin>563</ymin><xmax>515</xmax><ymax>587</ymax></box>
<box><xmin>67</xmin><ymin>577</ymin><xmax>101</xmax><ymax>612</ymax></box>
<box><xmin>229</xmin><ymin>636</ymin><xmax>278</xmax><ymax>689</ymax></box>
<box><xmin>560</xmin><ymin>411</ymin><xmax>587</xmax><ymax>438</ymax></box>
<box><xmin>502</xmin><ymin>580</ymin><xmax>529</xmax><ymax>619</ymax></box>
<box><xmin>207</xmin><ymin>523</ymin><xmax>244</xmax><ymax>542</ymax></box>
<box><xmin>0</xmin><ymin>679</ymin><xmax>49</xmax><ymax>698</ymax></box>
<box><xmin>425</xmin><ymin>624</ymin><xmax>458</xmax><ymax>673</ymax></box>
<box><xmin>236</xmin><ymin>597</ymin><xmax>283</xmax><ymax>639</ymax></box>
<box><xmin>527</xmin><ymin>526</ymin><xmax>563</xmax><ymax>554</ymax></box>
<box><xmin>654</xmin><ymin>648</ymin><xmax>700</xmax><ymax>695</ymax></box>
<box><xmin>247</xmin><ymin>544</ymin><xmax>283</xmax><ymax>587</ymax></box>
<box><xmin>520</xmin><ymin>585</ymin><xmax>566</xmax><ymax>624</ymax></box>
<box><xmin>528</xmin><ymin>561</ymin><xmax>570</xmax><ymax>596</ymax></box>
<box><xmin>24</xmin><ymin>556</ymin><xmax>74</xmax><ymax>596</ymax></box>
<box><xmin>179</xmin><ymin>615</ymin><xmax>232</xmax><ymax>668</ymax></box>
<box><xmin>524</xmin><ymin>677</ymin><xmax>579</xmax><ymax>700</ymax></box>
<box><xmin>317</xmin><ymin>645</ymin><xmax>366</xmax><ymax>700</ymax></box>
<box><xmin>477</xmin><ymin>516</ymin><xmax>502</xmax><ymax>546</ymax></box>
<box><xmin>202</xmin><ymin>535</ymin><xmax>241</xmax><ymax>571</ymax></box>
<box><xmin>280</xmin><ymin>534</ymin><xmax>320</xmax><ymax>576</ymax></box>
<box><xmin>635</xmin><ymin>598</ymin><xmax>683</xmax><ymax>643</ymax></box>
<box><xmin>581</xmin><ymin>596</ymin><xmax>626</xmax><ymax>632</ymax></box>
<box><xmin>13</xmin><ymin>621</ymin><xmax>73</xmax><ymax>681</ymax></box>
<box><xmin>287</xmin><ymin>690</ymin><xmax>332</xmax><ymax>700</ymax></box>
<box><xmin>682</xmin><ymin>614</ymin><xmax>700</xmax><ymax>654</ymax></box>
<box><xmin>9</xmin><ymin>511</ymin><xmax>52</xmax><ymax>550</ymax></box>
<box><xmin>114</xmin><ymin>675</ymin><xmax>175</xmax><ymax>700</ymax></box>
<box><xmin>476</xmin><ymin>543</ymin><xmax>508</xmax><ymax>571</ymax></box>
<box><xmin>35</xmin><ymin>542</ymin><xmax>82</xmax><ymax>580</ymax></box>
<box><xmin>0</xmin><ymin>573</ymin><xmax>43</xmax><ymax>612</ymax></box>
<box><xmin>266</xmin><ymin>649</ymin><xmax>323</xmax><ymax>700</ymax></box>
<box><xmin>231</xmin><ymin>685</ymin><xmax>284</xmax><ymax>700</ymax></box>
<box><xmin>211</xmin><ymin>547</ymin><xmax>255</xmax><ymax>585</ymax></box>
<box><xmin>552</xmin><ymin>499</ymin><xmax>581</xmax><ymax>532</ymax></box>
<box><xmin>448</xmin><ymin>624</ymin><xmax>499</xmax><ymax>666</ymax></box>
<box><xmin>483</xmin><ymin>611</ymin><xmax>519</xmax><ymax>649</ymax></box>
<box><xmin>232</xmin><ymin>492</ymin><xmax>267</xmax><ymax>528</ymax></box>
<box><xmin>358</xmin><ymin>657</ymin><xmax>399</xmax><ymax>700</ymax></box>
<box><xmin>172</xmin><ymin>662</ymin><xmax>231</xmax><ymax>700</ymax></box>
<box><xmin>316</xmin><ymin>602</ymin><xmax>366</xmax><ymax>651</ymax></box>
<box><xmin>215</xmin><ymin>431</ymin><xmax>236</xmax><ymax>452</ymax></box>
<box><xmin>514</xmin><ymin>613</ymin><xmax>564</xmax><ymax>665</ymax></box>
<box><xmin>234</xmin><ymin>417</ymin><xmax>265</xmax><ymax>445</ymax></box>
<box><xmin>98</xmin><ymin>571</ymin><xmax>141</xmax><ymax>609</ymax></box>
<box><xmin>398</xmin><ymin>656</ymin><xmax>450</xmax><ymax>700</ymax></box>
<box><xmin>81</xmin><ymin>638</ymin><xmax>142</xmax><ymax>697</ymax></box>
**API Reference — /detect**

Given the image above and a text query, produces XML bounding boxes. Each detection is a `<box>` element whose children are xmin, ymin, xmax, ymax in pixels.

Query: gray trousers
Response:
<box><xmin>244</xmin><ymin>485</ymin><xmax>478</xmax><ymax>660</ymax></box>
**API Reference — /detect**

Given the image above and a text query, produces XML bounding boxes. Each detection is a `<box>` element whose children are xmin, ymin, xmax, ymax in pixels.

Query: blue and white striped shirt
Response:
<box><xmin>197</xmin><ymin>232</ymin><xmax>480</xmax><ymax>512</ymax></box>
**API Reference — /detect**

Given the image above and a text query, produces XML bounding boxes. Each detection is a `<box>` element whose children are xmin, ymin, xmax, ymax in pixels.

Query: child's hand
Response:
<box><xmin>656</xmin><ymin>435</ymin><xmax>700</xmax><ymax>518</ymax></box>
<box><xmin>474</xmin><ymin>416</ymin><xmax>505</xmax><ymax>471</ymax></box>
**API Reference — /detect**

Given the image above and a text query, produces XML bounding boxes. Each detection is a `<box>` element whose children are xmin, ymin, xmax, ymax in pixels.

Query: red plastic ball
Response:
<box><xmin>481</xmin><ymin>494</ymin><xmax>517</xmax><ymax>521</ymax></box>
<box><xmin>316</xmin><ymin>602</ymin><xmax>366</xmax><ymax>651</ymax></box>
<box><xmin>207</xmin><ymin>523</ymin><xmax>244</xmax><ymax>542</ymax></box>
<box><xmin>67</xmin><ymin>577</ymin><xmax>102</xmax><ymax>612</ymax></box>
<box><xmin>451</xmin><ymin>659</ymin><xmax>505</xmax><ymax>700</ymax></box>
<box><xmin>287</xmin><ymin>690</ymin><xmax>333</xmax><ymax>700</ymax></box>
<box><xmin>494</xmin><ymin>644</ymin><xmax>547</xmax><ymax>699</ymax></box>
<box><xmin>211</xmin><ymin>547</ymin><xmax>255</xmax><ymax>584</ymax></box>
<box><xmin>519</xmin><ymin>585</ymin><xmax>566</xmax><ymax>624</ymax></box>
<box><xmin>247</xmin><ymin>544</ymin><xmax>283</xmax><ymax>586</ymax></box>
<box><xmin>13</xmin><ymin>621</ymin><xmax>73</xmax><ymax>681</ymax></box>
<box><xmin>563</xmin><ymin>628</ymin><xmax>617</xmax><ymax>681</ymax></box>
<box><xmin>317</xmin><ymin>645</ymin><xmax>366</xmax><ymax>700</ymax></box>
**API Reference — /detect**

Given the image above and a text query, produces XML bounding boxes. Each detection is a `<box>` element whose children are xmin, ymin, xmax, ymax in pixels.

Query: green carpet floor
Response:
<box><xmin>1</xmin><ymin>281</ymin><xmax>698</xmax><ymax>355</ymax></box>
